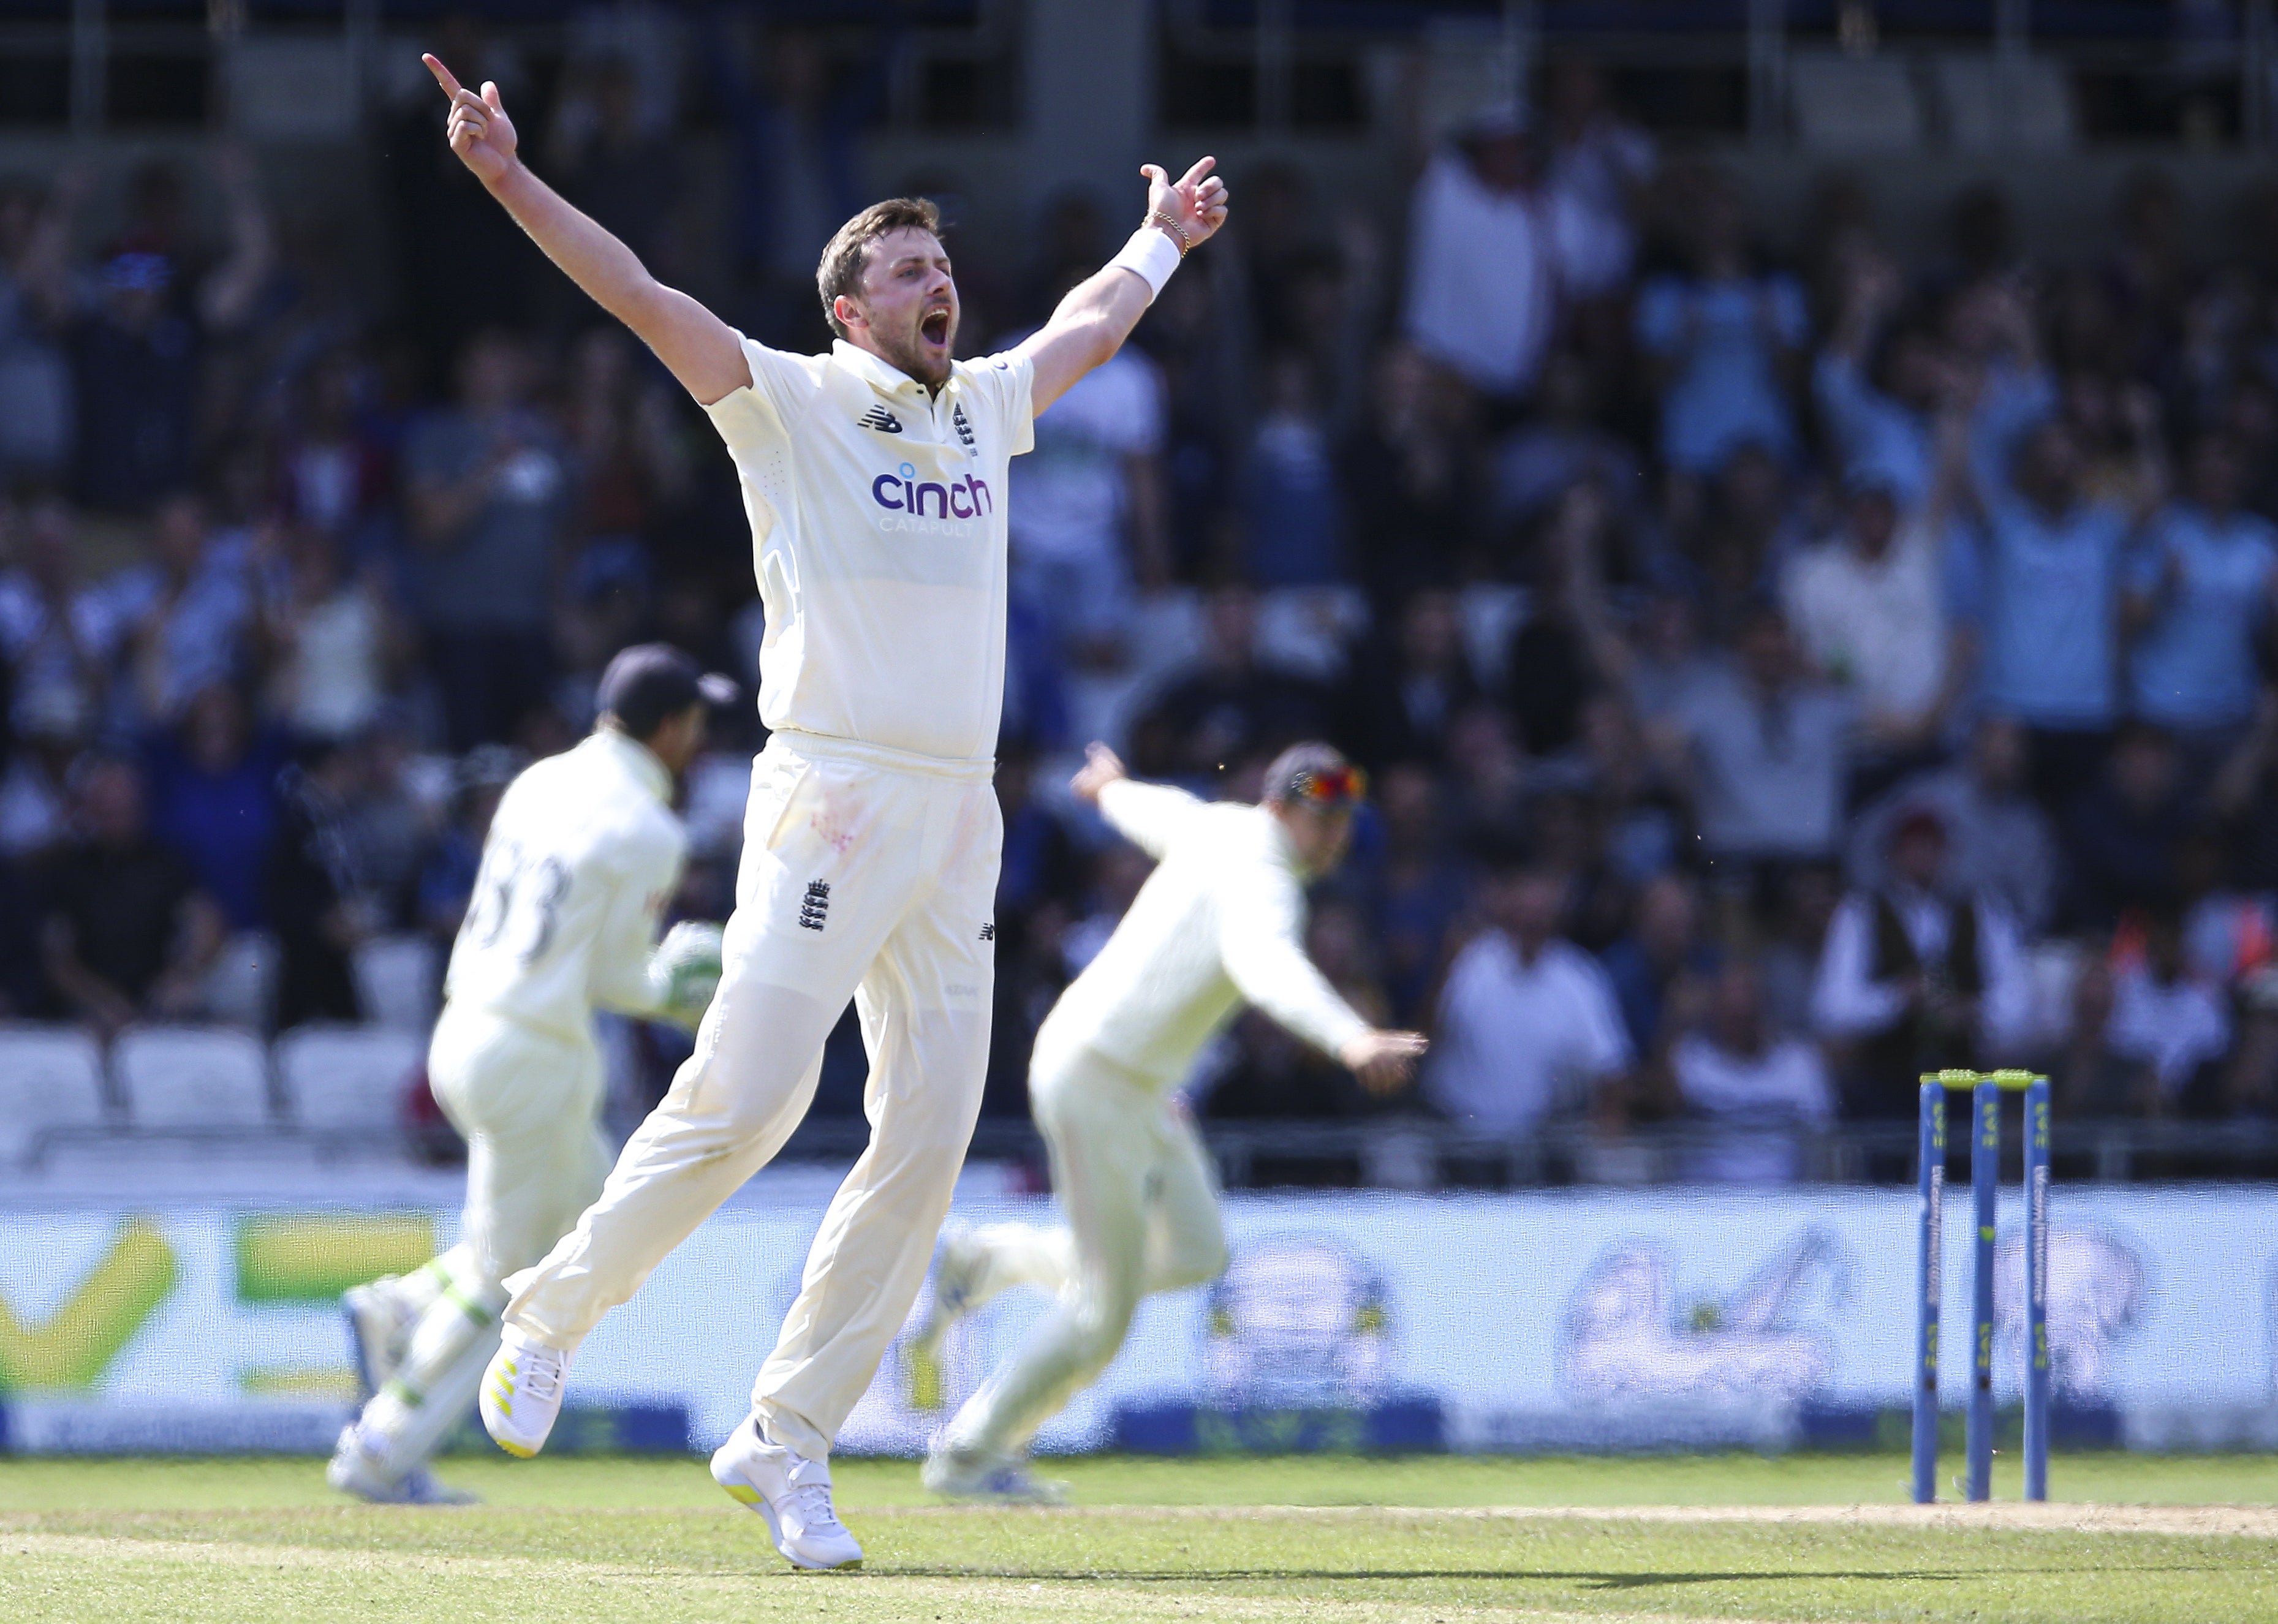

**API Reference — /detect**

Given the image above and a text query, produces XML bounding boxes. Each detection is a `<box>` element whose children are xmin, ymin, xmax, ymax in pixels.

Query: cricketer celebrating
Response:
<box><xmin>330</xmin><ymin>644</ymin><xmax>729</xmax><ymax>1503</ymax></box>
<box><xmin>917</xmin><ymin>742</ymin><xmax>1427</xmax><ymax>1500</ymax></box>
<box><xmin>418</xmin><ymin>53</ymin><xmax>1230</xmax><ymax>1568</ymax></box>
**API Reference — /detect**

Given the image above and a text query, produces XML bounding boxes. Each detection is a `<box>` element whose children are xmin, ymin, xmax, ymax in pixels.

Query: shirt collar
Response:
<box><xmin>831</xmin><ymin>338</ymin><xmax>944</xmax><ymax>399</ymax></box>
<box><xmin>586</xmin><ymin>726</ymin><xmax>673</xmax><ymax>805</ymax></box>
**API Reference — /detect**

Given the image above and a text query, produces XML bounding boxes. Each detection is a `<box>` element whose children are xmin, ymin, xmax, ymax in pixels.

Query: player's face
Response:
<box><xmin>851</xmin><ymin>227</ymin><xmax>959</xmax><ymax>387</ymax></box>
<box><xmin>1282</xmin><ymin>803</ymin><xmax>1354</xmax><ymax>875</ymax></box>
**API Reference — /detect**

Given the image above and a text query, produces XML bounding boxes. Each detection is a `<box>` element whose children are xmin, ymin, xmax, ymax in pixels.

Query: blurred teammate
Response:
<box><xmin>418</xmin><ymin>54</ymin><xmax>1229</xmax><ymax>1568</ymax></box>
<box><xmin>917</xmin><ymin>742</ymin><xmax>1426</xmax><ymax>1499</ymax></box>
<box><xmin>329</xmin><ymin>645</ymin><xmax>729</xmax><ymax>1503</ymax></box>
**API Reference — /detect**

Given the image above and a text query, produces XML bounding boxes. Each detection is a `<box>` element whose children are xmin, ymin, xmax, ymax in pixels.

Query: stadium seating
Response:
<box><xmin>1789</xmin><ymin>52</ymin><xmax>1924</xmax><ymax>152</ymax></box>
<box><xmin>352</xmin><ymin>935</ymin><xmax>442</xmax><ymax>1033</ymax></box>
<box><xmin>274</xmin><ymin>1025</ymin><xmax>422</xmax><ymax>1136</ymax></box>
<box><xmin>0</xmin><ymin>1024</ymin><xmax>108</xmax><ymax>1166</ymax></box>
<box><xmin>112</xmin><ymin>1026</ymin><xmax>274</xmax><ymax>1131</ymax></box>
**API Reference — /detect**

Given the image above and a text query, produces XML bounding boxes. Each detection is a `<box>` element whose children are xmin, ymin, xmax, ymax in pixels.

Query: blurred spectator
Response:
<box><xmin>1781</xmin><ymin>464</ymin><xmax>1968</xmax><ymax>798</ymax></box>
<box><xmin>1814</xmin><ymin>246</ymin><xmax>1956</xmax><ymax>505</ymax></box>
<box><xmin>0</xmin><ymin>494</ymin><xmax>109</xmax><ymax>745</ymax></box>
<box><xmin>2124</xmin><ymin>430</ymin><xmax>2277</xmax><ymax>760</ymax></box>
<box><xmin>1538</xmin><ymin>58</ymin><xmax>1655</xmax><ymax>306</ymax></box>
<box><xmin>1341</xmin><ymin>344</ymin><xmax>1481</xmax><ymax>607</ymax></box>
<box><xmin>1814</xmin><ymin>805</ymin><xmax>2031</xmax><ymax>1119</ymax></box>
<box><xmin>1964</xmin><ymin>354</ymin><xmax>2155</xmax><ymax>808</ymax></box>
<box><xmin>1671</xmin><ymin>959</ymin><xmax>1834</xmax><ymax>1182</ymax></box>
<box><xmin>404</xmin><ymin>331</ymin><xmax>567</xmax><ymax>749</ymax></box>
<box><xmin>57</xmin><ymin>153</ymin><xmax>273</xmax><ymax>512</ymax></box>
<box><xmin>266</xmin><ymin>740</ymin><xmax>382</xmax><ymax>1028</ymax></box>
<box><xmin>259</xmin><ymin>527</ymin><xmax>400</xmax><ymax>744</ymax></box>
<box><xmin>1505</xmin><ymin>484</ymin><xmax>1630</xmax><ymax>758</ymax></box>
<box><xmin>2095</xmin><ymin>909</ymin><xmax>2231</xmax><ymax>1117</ymax></box>
<box><xmin>1599</xmin><ymin>873</ymin><xmax>1719</xmax><ymax>1057</ymax></box>
<box><xmin>1850</xmin><ymin>716</ymin><xmax>2061</xmax><ymax>937</ymax></box>
<box><xmin>550</xmin><ymin>56</ymin><xmax>681</xmax><ymax>273</ymax></box>
<box><xmin>559</xmin><ymin>325</ymin><xmax>692</xmax><ymax>554</ymax></box>
<box><xmin>1402</xmin><ymin>104</ymin><xmax>1557</xmax><ymax>406</ymax></box>
<box><xmin>2064</xmin><ymin>720</ymin><xmax>2193</xmax><ymax>929</ymax></box>
<box><xmin>1006</xmin><ymin>292</ymin><xmax>1168</xmax><ymax>663</ymax></box>
<box><xmin>273</xmin><ymin>349</ymin><xmax>395</xmax><ymax>542</ymax></box>
<box><xmin>1336</xmin><ymin>587</ymin><xmax>1481</xmax><ymax>773</ymax></box>
<box><xmin>708</xmin><ymin>17</ymin><xmax>893</xmax><ymax>350</ymax></box>
<box><xmin>1659</xmin><ymin>605</ymin><xmax>1853</xmax><ymax>870</ymax></box>
<box><xmin>37</xmin><ymin>755</ymin><xmax>224</xmax><ymax>1035</ymax></box>
<box><xmin>143</xmin><ymin>683</ymin><xmax>286</xmax><ymax>934</ymax></box>
<box><xmin>110</xmin><ymin>492</ymin><xmax>255</xmax><ymax>725</ymax></box>
<box><xmin>1426</xmin><ymin>865</ymin><xmax>1633</xmax><ymax>1134</ymax></box>
<box><xmin>1635</xmin><ymin>171</ymin><xmax>1808</xmax><ymax>475</ymax></box>
<box><xmin>1129</xmin><ymin>585</ymin><xmax>1331</xmax><ymax>781</ymax></box>
<box><xmin>1242</xmin><ymin>352</ymin><xmax>1345</xmax><ymax>587</ymax></box>
<box><xmin>1490</xmin><ymin>351</ymin><xmax>1649</xmax><ymax>542</ymax></box>
<box><xmin>0</xmin><ymin>176</ymin><xmax>75</xmax><ymax>480</ymax></box>
<box><xmin>1363</xmin><ymin>762</ymin><xmax>1474</xmax><ymax>1027</ymax></box>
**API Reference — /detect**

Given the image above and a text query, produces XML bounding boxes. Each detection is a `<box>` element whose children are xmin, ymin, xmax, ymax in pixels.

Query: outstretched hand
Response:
<box><xmin>425</xmin><ymin>54</ymin><xmax>519</xmax><ymax>186</ymax></box>
<box><xmin>1141</xmin><ymin>157</ymin><xmax>1230</xmax><ymax>254</ymax></box>
<box><xmin>1342</xmin><ymin>1029</ymin><xmax>1428</xmax><ymax>1096</ymax></box>
<box><xmin>1070</xmin><ymin>741</ymin><xmax>1128</xmax><ymax>806</ymax></box>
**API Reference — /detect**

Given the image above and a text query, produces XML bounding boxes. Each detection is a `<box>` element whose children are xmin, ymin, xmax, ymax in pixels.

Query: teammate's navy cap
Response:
<box><xmin>596</xmin><ymin>644</ymin><xmax>739</xmax><ymax>739</ymax></box>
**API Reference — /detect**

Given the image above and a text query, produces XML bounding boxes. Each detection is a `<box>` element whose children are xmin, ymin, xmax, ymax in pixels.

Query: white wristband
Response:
<box><xmin>1107</xmin><ymin>225</ymin><xmax>1183</xmax><ymax>302</ymax></box>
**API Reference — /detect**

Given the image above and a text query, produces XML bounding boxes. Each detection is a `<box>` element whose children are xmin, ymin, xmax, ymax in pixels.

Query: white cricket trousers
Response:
<box><xmin>357</xmin><ymin>1011</ymin><xmax>611</xmax><ymax>1475</ymax></box>
<box><xmin>940</xmin><ymin>1044</ymin><xmax>1228</xmax><ymax>1460</ymax></box>
<box><xmin>504</xmin><ymin>733</ymin><xmax>1002</xmax><ymax>1460</ymax></box>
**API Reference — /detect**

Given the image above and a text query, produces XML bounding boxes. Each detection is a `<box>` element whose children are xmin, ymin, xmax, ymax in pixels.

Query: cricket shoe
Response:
<box><xmin>326</xmin><ymin>1424</ymin><xmax>479</xmax><ymax>1505</ymax></box>
<box><xmin>910</xmin><ymin>1226</ymin><xmax>987</xmax><ymax>1360</ymax></box>
<box><xmin>479</xmin><ymin>1325</ymin><xmax>569</xmax><ymax>1459</ymax></box>
<box><xmin>921</xmin><ymin>1441</ymin><xmax>1067</xmax><ymax>1504</ymax></box>
<box><xmin>342</xmin><ymin>1279</ymin><xmax>417</xmax><ymax>1399</ymax></box>
<box><xmin>710</xmin><ymin>1414</ymin><xmax>864</xmax><ymax>1570</ymax></box>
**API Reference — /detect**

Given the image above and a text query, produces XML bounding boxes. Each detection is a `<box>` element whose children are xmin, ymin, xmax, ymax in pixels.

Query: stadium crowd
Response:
<box><xmin>4</xmin><ymin>24</ymin><xmax>2278</xmax><ymax>1174</ymax></box>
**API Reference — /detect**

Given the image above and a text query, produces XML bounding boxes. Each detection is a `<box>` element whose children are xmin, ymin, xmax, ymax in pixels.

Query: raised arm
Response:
<box><xmin>1014</xmin><ymin>157</ymin><xmax>1230</xmax><ymax>415</ymax></box>
<box><xmin>424</xmin><ymin>55</ymin><xmax>750</xmax><ymax>406</ymax></box>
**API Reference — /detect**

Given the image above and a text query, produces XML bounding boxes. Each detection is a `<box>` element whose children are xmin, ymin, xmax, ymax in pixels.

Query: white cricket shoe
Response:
<box><xmin>909</xmin><ymin>1226</ymin><xmax>987</xmax><ymax>1359</ymax></box>
<box><xmin>326</xmin><ymin>1424</ymin><xmax>479</xmax><ymax>1505</ymax></box>
<box><xmin>710</xmin><ymin>1414</ymin><xmax>865</xmax><ymax>1570</ymax></box>
<box><xmin>921</xmin><ymin>1440</ymin><xmax>1067</xmax><ymax>1504</ymax></box>
<box><xmin>342</xmin><ymin>1279</ymin><xmax>417</xmax><ymax>1398</ymax></box>
<box><xmin>479</xmin><ymin>1325</ymin><xmax>569</xmax><ymax>1459</ymax></box>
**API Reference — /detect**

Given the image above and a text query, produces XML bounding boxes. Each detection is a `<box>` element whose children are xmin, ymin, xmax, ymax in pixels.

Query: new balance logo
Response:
<box><xmin>857</xmin><ymin>405</ymin><xmax>903</xmax><ymax>434</ymax></box>
<box><xmin>798</xmin><ymin>880</ymin><xmax>831</xmax><ymax>931</ymax></box>
<box><xmin>952</xmin><ymin>403</ymin><xmax>976</xmax><ymax>449</ymax></box>
<box><xmin>978</xmin><ymin>921</ymin><xmax>995</xmax><ymax>942</ymax></box>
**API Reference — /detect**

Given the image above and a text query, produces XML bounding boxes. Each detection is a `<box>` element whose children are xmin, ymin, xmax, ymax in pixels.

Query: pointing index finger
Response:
<box><xmin>423</xmin><ymin>53</ymin><xmax>464</xmax><ymax>101</ymax></box>
<box><xmin>1178</xmin><ymin>156</ymin><xmax>1217</xmax><ymax>191</ymax></box>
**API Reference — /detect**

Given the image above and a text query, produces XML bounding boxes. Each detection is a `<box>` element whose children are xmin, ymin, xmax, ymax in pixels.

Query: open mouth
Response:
<box><xmin>920</xmin><ymin>308</ymin><xmax>951</xmax><ymax>349</ymax></box>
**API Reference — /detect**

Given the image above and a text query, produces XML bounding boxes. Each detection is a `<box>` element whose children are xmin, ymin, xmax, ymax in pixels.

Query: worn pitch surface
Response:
<box><xmin>5</xmin><ymin>1453</ymin><xmax>2276</xmax><ymax>1623</ymax></box>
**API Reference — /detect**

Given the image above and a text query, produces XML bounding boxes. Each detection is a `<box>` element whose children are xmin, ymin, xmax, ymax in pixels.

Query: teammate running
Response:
<box><xmin>329</xmin><ymin>644</ymin><xmax>728</xmax><ymax>1503</ymax></box>
<box><xmin>917</xmin><ymin>742</ymin><xmax>1426</xmax><ymax>1500</ymax></box>
<box><xmin>417</xmin><ymin>54</ymin><xmax>1230</xmax><ymax>1568</ymax></box>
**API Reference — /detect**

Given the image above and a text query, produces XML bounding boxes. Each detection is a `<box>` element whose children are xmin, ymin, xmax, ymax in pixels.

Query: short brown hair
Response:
<box><xmin>816</xmin><ymin>198</ymin><xmax>942</xmax><ymax>339</ymax></box>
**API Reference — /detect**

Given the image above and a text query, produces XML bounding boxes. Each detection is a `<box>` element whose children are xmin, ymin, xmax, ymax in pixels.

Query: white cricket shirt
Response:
<box><xmin>442</xmin><ymin>728</ymin><xmax>689</xmax><ymax>1046</ymax></box>
<box><xmin>704</xmin><ymin>335</ymin><xmax>1036</xmax><ymax>765</ymax></box>
<box><xmin>1035</xmin><ymin>779</ymin><xmax>1371</xmax><ymax>1091</ymax></box>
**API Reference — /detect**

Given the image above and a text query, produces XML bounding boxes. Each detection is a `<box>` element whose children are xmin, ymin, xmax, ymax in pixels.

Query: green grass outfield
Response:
<box><xmin>5</xmin><ymin>1452</ymin><xmax>2277</xmax><ymax>1623</ymax></box>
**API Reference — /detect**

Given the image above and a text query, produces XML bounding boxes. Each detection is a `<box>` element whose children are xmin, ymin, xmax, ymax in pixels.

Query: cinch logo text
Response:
<box><xmin>871</xmin><ymin>461</ymin><xmax>993</xmax><ymax>520</ymax></box>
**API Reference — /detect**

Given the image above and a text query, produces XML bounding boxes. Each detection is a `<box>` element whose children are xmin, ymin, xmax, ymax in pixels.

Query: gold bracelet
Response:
<box><xmin>1146</xmin><ymin>210</ymin><xmax>1192</xmax><ymax>257</ymax></box>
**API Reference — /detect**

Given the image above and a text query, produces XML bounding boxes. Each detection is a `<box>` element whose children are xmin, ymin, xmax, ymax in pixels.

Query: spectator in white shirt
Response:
<box><xmin>1427</xmin><ymin>864</ymin><xmax>1633</xmax><ymax>1134</ymax></box>
<box><xmin>1782</xmin><ymin>464</ymin><xmax>1971</xmax><ymax>802</ymax></box>
<box><xmin>1402</xmin><ymin>104</ymin><xmax>1557</xmax><ymax>406</ymax></box>
<box><xmin>1814</xmin><ymin>804</ymin><xmax>2032</xmax><ymax>1119</ymax></box>
<box><xmin>1671</xmin><ymin>959</ymin><xmax>1834</xmax><ymax>1184</ymax></box>
<box><xmin>1540</xmin><ymin>59</ymin><xmax>1655</xmax><ymax>304</ymax></box>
